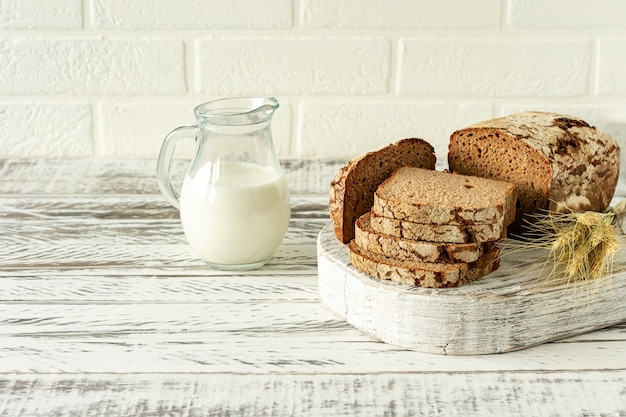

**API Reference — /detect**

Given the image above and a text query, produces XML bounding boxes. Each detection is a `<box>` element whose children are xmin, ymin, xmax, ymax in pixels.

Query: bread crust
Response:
<box><xmin>348</xmin><ymin>241</ymin><xmax>501</xmax><ymax>288</ymax></box>
<box><xmin>355</xmin><ymin>212</ymin><xmax>489</xmax><ymax>263</ymax></box>
<box><xmin>448</xmin><ymin>111</ymin><xmax>620</xmax><ymax>234</ymax></box>
<box><xmin>329</xmin><ymin>138</ymin><xmax>436</xmax><ymax>243</ymax></box>
<box><xmin>369</xmin><ymin>212</ymin><xmax>506</xmax><ymax>244</ymax></box>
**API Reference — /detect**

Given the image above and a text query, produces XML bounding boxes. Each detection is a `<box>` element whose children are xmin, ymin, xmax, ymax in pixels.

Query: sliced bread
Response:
<box><xmin>348</xmin><ymin>241</ymin><xmax>501</xmax><ymax>288</ymax></box>
<box><xmin>369</xmin><ymin>212</ymin><xmax>505</xmax><ymax>244</ymax></box>
<box><xmin>329</xmin><ymin>138</ymin><xmax>436</xmax><ymax>244</ymax></box>
<box><xmin>372</xmin><ymin>167</ymin><xmax>517</xmax><ymax>225</ymax></box>
<box><xmin>355</xmin><ymin>212</ymin><xmax>490</xmax><ymax>263</ymax></box>
<box><xmin>448</xmin><ymin>111</ymin><xmax>620</xmax><ymax>234</ymax></box>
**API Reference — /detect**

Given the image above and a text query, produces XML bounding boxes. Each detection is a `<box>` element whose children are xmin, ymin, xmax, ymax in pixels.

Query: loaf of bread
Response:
<box><xmin>329</xmin><ymin>138</ymin><xmax>436</xmax><ymax>244</ymax></box>
<box><xmin>348</xmin><ymin>241</ymin><xmax>501</xmax><ymax>288</ymax></box>
<box><xmin>372</xmin><ymin>167</ymin><xmax>517</xmax><ymax>225</ymax></box>
<box><xmin>355</xmin><ymin>212</ymin><xmax>491</xmax><ymax>263</ymax></box>
<box><xmin>448</xmin><ymin>111</ymin><xmax>620</xmax><ymax>233</ymax></box>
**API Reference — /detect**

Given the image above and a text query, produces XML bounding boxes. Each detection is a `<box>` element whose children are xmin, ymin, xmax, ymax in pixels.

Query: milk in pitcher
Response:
<box><xmin>179</xmin><ymin>161</ymin><xmax>290</xmax><ymax>268</ymax></box>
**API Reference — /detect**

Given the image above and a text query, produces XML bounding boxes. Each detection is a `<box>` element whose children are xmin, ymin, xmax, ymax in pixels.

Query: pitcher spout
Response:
<box><xmin>195</xmin><ymin>97</ymin><xmax>279</xmax><ymax>126</ymax></box>
<box><xmin>243</xmin><ymin>97</ymin><xmax>279</xmax><ymax>123</ymax></box>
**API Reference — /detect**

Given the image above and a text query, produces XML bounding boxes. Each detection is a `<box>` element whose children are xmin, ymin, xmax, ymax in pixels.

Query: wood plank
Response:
<box><xmin>0</xmin><ymin>371</ymin><xmax>624</xmax><ymax>417</ymax></box>
<box><xmin>0</xmin><ymin>195</ymin><xmax>329</xmax><ymax>249</ymax></box>
<box><xmin>0</xmin><ymin>195</ymin><xmax>329</xmax><ymax>220</ymax></box>
<box><xmin>0</xmin><ymin>158</ymin><xmax>346</xmax><ymax>195</ymax></box>
<box><xmin>0</xmin><ymin>243</ymin><xmax>318</xmax><ymax>275</ymax></box>
<box><xmin>0</xmin><ymin>304</ymin><xmax>625</xmax><ymax>374</ymax></box>
<box><xmin>0</xmin><ymin>270</ymin><xmax>623</xmax><ymax>338</ymax></box>
<box><xmin>0</xmin><ymin>274</ymin><xmax>320</xmax><ymax>302</ymax></box>
<box><xmin>0</xmin><ymin>194</ymin><xmax>180</xmax><ymax>220</ymax></box>
<box><xmin>0</xmin><ymin>156</ymin><xmax>623</xmax><ymax>197</ymax></box>
<box><xmin>0</xmin><ymin>158</ymin><xmax>163</xmax><ymax>195</ymax></box>
<box><xmin>0</xmin><ymin>218</ymin><xmax>327</xmax><ymax>246</ymax></box>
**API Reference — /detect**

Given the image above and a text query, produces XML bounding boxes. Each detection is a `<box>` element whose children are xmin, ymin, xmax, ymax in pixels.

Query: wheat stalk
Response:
<box><xmin>514</xmin><ymin>200</ymin><xmax>626</xmax><ymax>286</ymax></box>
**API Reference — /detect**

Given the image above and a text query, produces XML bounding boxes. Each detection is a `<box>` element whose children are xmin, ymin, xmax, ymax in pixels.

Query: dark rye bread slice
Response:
<box><xmin>355</xmin><ymin>212</ymin><xmax>491</xmax><ymax>263</ymax></box>
<box><xmin>448</xmin><ymin>111</ymin><xmax>620</xmax><ymax>234</ymax></box>
<box><xmin>369</xmin><ymin>212</ymin><xmax>506</xmax><ymax>244</ymax></box>
<box><xmin>329</xmin><ymin>138</ymin><xmax>436</xmax><ymax>243</ymax></box>
<box><xmin>372</xmin><ymin>167</ymin><xmax>517</xmax><ymax>225</ymax></box>
<box><xmin>348</xmin><ymin>241</ymin><xmax>501</xmax><ymax>288</ymax></box>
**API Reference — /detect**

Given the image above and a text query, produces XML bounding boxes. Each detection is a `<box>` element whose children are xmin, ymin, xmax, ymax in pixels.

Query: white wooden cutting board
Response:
<box><xmin>317</xmin><ymin>223</ymin><xmax>626</xmax><ymax>355</ymax></box>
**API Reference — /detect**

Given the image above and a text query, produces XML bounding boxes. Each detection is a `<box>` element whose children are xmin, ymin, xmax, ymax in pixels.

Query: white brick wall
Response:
<box><xmin>1</xmin><ymin>0</ymin><xmax>625</xmax><ymax>163</ymax></box>
<box><xmin>397</xmin><ymin>39</ymin><xmax>591</xmax><ymax>97</ymax></box>
<box><xmin>194</xmin><ymin>37</ymin><xmax>390</xmax><ymax>95</ymax></box>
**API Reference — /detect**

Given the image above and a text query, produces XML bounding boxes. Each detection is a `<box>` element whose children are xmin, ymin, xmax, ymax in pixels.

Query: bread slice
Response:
<box><xmin>448</xmin><ymin>111</ymin><xmax>620</xmax><ymax>234</ymax></box>
<box><xmin>355</xmin><ymin>212</ymin><xmax>491</xmax><ymax>263</ymax></box>
<box><xmin>329</xmin><ymin>138</ymin><xmax>436</xmax><ymax>244</ymax></box>
<box><xmin>372</xmin><ymin>167</ymin><xmax>517</xmax><ymax>226</ymax></box>
<box><xmin>348</xmin><ymin>241</ymin><xmax>501</xmax><ymax>288</ymax></box>
<box><xmin>369</xmin><ymin>212</ymin><xmax>505</xmax><ymax>244</ymax></box>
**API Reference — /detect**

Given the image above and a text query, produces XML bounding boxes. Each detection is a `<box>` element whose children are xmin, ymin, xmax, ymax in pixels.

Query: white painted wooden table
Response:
<box><xmin>0</xmin><ymin>158</ymin><xmax>624</xmax><ymax>417</ymax></box>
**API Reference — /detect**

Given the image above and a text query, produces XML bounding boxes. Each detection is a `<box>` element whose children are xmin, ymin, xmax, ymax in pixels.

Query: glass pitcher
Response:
<box><xmin>157</xmin><ymin>97</ymin><xmax>290</xmax><ymax>270</ymax></box>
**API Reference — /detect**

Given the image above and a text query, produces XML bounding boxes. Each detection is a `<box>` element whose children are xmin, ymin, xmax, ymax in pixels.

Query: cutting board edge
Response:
<box><xmin>317</xmin><ymin>223</ymin><xmax>626</xmax><ymax>355</ymax></box>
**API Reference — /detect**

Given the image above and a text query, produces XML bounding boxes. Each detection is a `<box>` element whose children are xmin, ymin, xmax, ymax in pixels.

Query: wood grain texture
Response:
<box><xmin>0</xmin><ymin>158</ymin><xmax>624</xmax><ymax>417</ymax></box>
<box><xmin>1</xmin><ymin>371</ymin><xmax>625</xmax><ymax>417</ymax></box>
<box><xmin>0</xmin><ymin>158</ymin><xmax>346</xmax><ymax>195</ymax></box>
<box><xmin>1</xmin><ymin>303</ymin><xmax>625</xmax><ymax>374</ymax></box>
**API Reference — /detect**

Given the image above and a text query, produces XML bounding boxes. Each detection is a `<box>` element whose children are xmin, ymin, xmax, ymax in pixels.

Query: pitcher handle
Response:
<box><xmin>156</xmin><ymin>125</ymin><xmax>196</xmax><ymax>209</ymax></box>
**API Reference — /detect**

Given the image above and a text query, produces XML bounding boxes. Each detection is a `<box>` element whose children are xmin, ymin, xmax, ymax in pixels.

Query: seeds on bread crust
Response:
<box><xmin>348</xmin><ymin>241</ymin><xmax>501</xmax><ymax>288</ymax></box>
<box><xmin>448</xmin><ymin>111</ymin><xmax>620</xmax><ymax>235</ymax></box>
<box><xmin>369</xmin><ymin>212</ymin><xmax>506</xmax><ymax>244</ymax></box>
<box><xmin>355</xmin><ymin>212</ymin><xmax>489</xmax><ymax>263</ymax></box>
